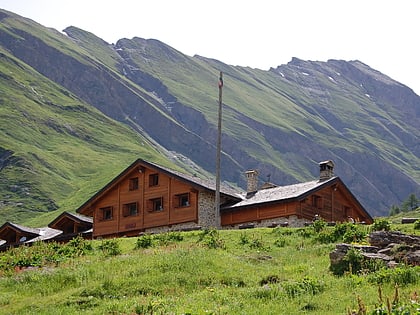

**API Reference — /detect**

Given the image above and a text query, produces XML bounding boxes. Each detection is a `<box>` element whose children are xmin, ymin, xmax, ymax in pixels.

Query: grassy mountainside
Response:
<box><xmin>0</xmin><ymin>8</ymin><xmax>419</xmax><ymax>224</ymax></box>
<box><xmin>0</xmin><ymin>46</ymin><xmax>172</xmax><ymax>225</ymax></box>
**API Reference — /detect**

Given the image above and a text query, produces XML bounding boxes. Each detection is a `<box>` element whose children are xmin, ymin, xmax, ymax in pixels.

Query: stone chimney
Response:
<box><xmin>319</xmin><ymin>160</ymin><xmax>334</xmax><ymax>180</ymax></box>
<box><xmin>245</xmin><ymin>170</ymin><xmax>259</xmax><ymax>195</ymax></box>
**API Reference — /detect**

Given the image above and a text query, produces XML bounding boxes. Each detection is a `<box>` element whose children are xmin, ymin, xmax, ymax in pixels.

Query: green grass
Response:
<box><xmin>0</xmin><ymin>224</ymin><xmax>419</xmax><ymax>314</ymax></box>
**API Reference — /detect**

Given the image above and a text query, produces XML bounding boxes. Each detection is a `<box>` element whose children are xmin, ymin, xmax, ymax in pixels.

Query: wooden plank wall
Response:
<box><xmin>91</xmin><ymin>166</ymin><xmax>198</xmax><ymax>237</ymax></box>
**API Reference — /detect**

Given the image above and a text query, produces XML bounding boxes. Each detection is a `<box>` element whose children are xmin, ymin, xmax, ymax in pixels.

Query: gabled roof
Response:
<box><xmin>0</xmin><ymin>222</ymin><xmax>40</xmax><ymax>238</ymax></box>
<box><xmin>0</xmin><ymin>222</ymin><xmax>62</xmax><ymax>243</ymax></box>
<box><xmin>77</xmin><ymin>159</ymin><xmax>242</xmax><ymax>213</ymax></box>
<box><xmin>222</xmin><ymin>176</ymin><xmax>369</xmax><ymax>216</ymax></box>
<box><xmin>223</xmin><ymin>177</ymin><xmax>339</xmax><ymax>209</ymax></box>
<box><xmin>48</xmin><ymin>211</ymin><xmax>93</xmax><ymax>228</ymax></box>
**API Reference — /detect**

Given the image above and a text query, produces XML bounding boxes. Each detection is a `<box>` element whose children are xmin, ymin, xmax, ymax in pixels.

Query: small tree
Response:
<box><xmin>388</xmin><ymin>205</ymin><xmax>400</xmax><ymax>216</ymax></box>
<box><xmin>401</xmin><ymin>193</ymin><xmax>419</xmax><ymax>212</ymax></box>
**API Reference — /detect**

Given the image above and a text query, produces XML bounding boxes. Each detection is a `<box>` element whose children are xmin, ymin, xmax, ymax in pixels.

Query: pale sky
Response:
<box><xmin>1</xmin><ymin>0</ymin><xmax>420</xmax><ymax>95</ymax></box>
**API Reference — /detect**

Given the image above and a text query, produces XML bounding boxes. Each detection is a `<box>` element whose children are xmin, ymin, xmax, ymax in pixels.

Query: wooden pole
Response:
<box><xmin>215</xmin><ymin>71</ymin><xmax>223</xmax><ymax>228</ymax></box>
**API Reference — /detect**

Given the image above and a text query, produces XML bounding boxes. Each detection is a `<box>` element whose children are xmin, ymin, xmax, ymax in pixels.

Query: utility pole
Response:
<box><xmin>215</xmin><ymin>71</ymin><xmax>223</xmax><ymax>228</ymax></box>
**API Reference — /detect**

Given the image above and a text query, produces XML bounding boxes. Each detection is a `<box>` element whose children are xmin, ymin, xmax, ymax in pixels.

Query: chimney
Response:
<box><xmin>319</xmin><ymin>160</ymin><xmax>334</xmax><ymax>180</ymax></box>
<box><xmin>245</xmin><ymin>170</ymin><xmax>259</xmax><ymax>195</ymax></box>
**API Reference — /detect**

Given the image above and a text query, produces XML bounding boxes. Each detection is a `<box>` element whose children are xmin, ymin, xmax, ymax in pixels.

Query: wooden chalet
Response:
<box><xmin>221</xmin><ymin>161</ymin><xmax>373</xmax><ymax>226</ymax></box>
<box><xmin>75</xmin><ymin>159</ymin><xmax>373</xmax><ymax>239</ymax></box>
<box><xmin>0</xmin><ymin>222</ymin><xmax>62</xmax><ymax>251</ymax></box>
<box><xmin>76</xmin><ymin>159</ymin><xmax>241</xmax><ymax>238</ymax></box>
<box><xmin>48</xmin><ymin>211</ymin><xmax>93</xmax><ymax>242</ymax></box>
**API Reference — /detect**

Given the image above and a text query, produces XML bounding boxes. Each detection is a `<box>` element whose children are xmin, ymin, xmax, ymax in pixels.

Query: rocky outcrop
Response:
<box><xmin>330</xmin><ymin>231</ymin><xmax>420</xmax><ymax>273</ymax></box>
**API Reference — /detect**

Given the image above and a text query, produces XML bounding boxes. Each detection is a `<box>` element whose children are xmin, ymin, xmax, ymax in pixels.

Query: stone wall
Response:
<box><xmin>198</xmin><ymin>190</ymin><xmax>218</xmax><ymax>228</ymax></box>
<box><xmin>330</xmin><ymin>231</ymin><xmax>420</xmax><ymax>271</ymax></box>
<box><xmin>222</xmin><ymin>215</ymin><xmax>309</xmax><ymax>230</ymax></box>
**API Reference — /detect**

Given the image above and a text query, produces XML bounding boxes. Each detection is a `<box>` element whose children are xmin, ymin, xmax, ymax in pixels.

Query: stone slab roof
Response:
<box><xmin>223</xmin><ymin>177</ymin><xmax>338</xmax><ymax>209</ymax></box>
<box><xmin>25</xmin><ymin>227</ymin><xmax>63</xmax><ymax>243</ymax></box>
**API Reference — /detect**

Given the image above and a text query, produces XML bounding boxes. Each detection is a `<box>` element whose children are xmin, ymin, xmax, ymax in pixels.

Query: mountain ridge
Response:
<box><xmin>0</xmin><ymin>9</ymin><xmax>419</xmax><ymax>224</ymax></box>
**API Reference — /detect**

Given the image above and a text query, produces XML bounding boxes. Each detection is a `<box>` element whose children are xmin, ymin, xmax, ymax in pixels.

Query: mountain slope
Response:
<box><xmin>0</xmin><ymin>27</ymin><xmax>177</xmax><ymax>225</ymax></box>
<box><xmin>0</xmin><ymin>9</ymin><xmax>419</xmax><ymax>222</ymax></box>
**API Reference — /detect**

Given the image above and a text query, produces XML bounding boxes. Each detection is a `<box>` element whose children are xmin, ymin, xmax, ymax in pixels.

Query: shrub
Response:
<box><xmin>135</xmin><ymin>234</ymin><xmax>153</xmax><ymax>249</ymax></box>
<box><xmin>98</xmin><ymin>239</ymin><xmax>121</xmax><ymax>256</ymax></box>
<box><xmin>367</xmin><ymin>266</ymin><xmax>420</xmax><ymax>285</ymax></box>
<box><xmin>342</xmin><ymin>225</ymin><xmax>367</xmax><ymax>243</ymax></box>
<box><xmin>414</xmin><ymin>219</ymin><xmax>420</xmax><ymax>230</ymax></box>
<box><xmin>282</xmin><ymin>276</ymin><xmax>325</xmax><ymax>298</ymax></box>
<box><xmin>371</xmin><ymin>219</ymin><xmax>391</xmax><ymax>231</ymax></box>
<box><xmin>197</xmin><ymin>229</ymin><xmax>225</xmax><ymax>249</ymax></box>
<box><xmin>312</xmin><ymin>218</ymin><xmax>327</xmax><ymax>233</ymax></box>
<box><xmin>315</xmin><ymin>222</ymin><xmax>367</xmax><ymax>244</ymax></box>
<box><xmin>154</xmin><ymin>231</ymin><xmax>184</xmax><ymax>246</ymax></box>
<box><xmin>330</xmin><ymin>247</ymin><xmax>364</xmax><ymax>276</ymax></box>
<box><xmin>59</xmin><ymin>236</ymin><xmax>93</xmax><ymax>258</ymax></box>
<box><xmin>239</xmin><ymin>232</ymin><xmax>249</xmax><ymax>245</ymax></box>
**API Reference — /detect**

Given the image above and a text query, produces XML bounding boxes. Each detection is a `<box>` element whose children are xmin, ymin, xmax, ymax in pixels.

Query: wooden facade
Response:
<box><xmin>74</xmin><ymin>159</ymin><xmax>373</xmax><ymax>239</ymax></box>
<box><xmin>76</xmin><ymin>159</ymin><xmax>240</xmax><ymax>238</ymax></box>
<box><xmin>221</xmin><ymin>177</ymin><xmax>373</xmax><ymax>226</ymax></box>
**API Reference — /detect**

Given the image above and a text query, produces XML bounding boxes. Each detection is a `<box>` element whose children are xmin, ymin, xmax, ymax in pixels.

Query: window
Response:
<box><xmin>149</xmin><ymin>174</ymin><xmax>159</xmax><ymax>187</ymax></box>
<box><xmin>312</xmin><ymin>195</ymin><xmax>322</xmax><ymax>209</ymax></box>
<box><xmin>100</xmin><ymin>206</ymin><xmax>113</xmax><ymax>221</ymax></box>
<box><xmin>129</xmin><ymin>177</ymin><xmax>139</xmax><ymax>191</ymax></box>
<box><xmin>149</xmin><ymin>197</ymin><xmax>163</xmax><ymax>211</ymax></box>
<box><xmin>177</xmin><ymin>193</ymin><xmax>190</xmax><ymax>207</ymax></box>
<box><xmin>123</xmin><ymin>202</ymin><xmax>138</xmax><ymax>217</ymax></box>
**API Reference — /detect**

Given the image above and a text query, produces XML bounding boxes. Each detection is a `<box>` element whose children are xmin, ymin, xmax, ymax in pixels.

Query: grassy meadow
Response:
<box><xmin>0</xmin><ymin>220</ymin><xmax>419</xmax><ymax>315</ymax></box>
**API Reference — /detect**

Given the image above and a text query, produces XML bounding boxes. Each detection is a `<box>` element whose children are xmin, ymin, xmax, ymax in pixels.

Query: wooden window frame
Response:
<box><xmin>176</xmin><ymin>193</ymin><xmax>190</xmax><ymax>207</ymax></box>
<box><xmin>149</xmin><ymin>173</ymin><xmax>159</xmax><ymax>187</ymax></box>
<box><xmin>312</xmin><ymin>195</ymin><xmax>323</xmax><ymax>209</ymax></box>
<box><xmin>100</xmin><ymin>206</ymin><xmax>113</xmax><ymax>221</ymax></box>
<box><xmin>123</xmin><ymin>202</ymin><xmax>138</xmax><ymax>217</ymax></box>
<box><xmin>149</xmin><ymin>197</ymin><xmax>163</xmax><ymax>212</ymax></box>
<box><xmin>129</xmin><ymin>177</ymin><xmax>139</xmax><ymax>191</ymax></box>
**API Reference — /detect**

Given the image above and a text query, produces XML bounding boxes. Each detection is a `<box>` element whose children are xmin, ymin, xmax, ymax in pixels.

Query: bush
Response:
<box><xmin>414</xmin><ymin>219</ymin><xmax>420</xmax><ymax>230</ymax></box>
<box><xmin>312</xmin><ymin>219</ymin><xmax>327</xmax><ymax>233</ymax></box>
<box><xmin>59</xmin><ymin>236</ymin><xmax>93</xmax><ymax>258</ymax></box>
<box><xmin>135</xmin><ymin>234</ymin><xmax>153</xmax><ymax>249</ymax></box>
<box><xmin>367</xmin><ymin>266</ymin><xmax>420</xmax><ymax>285</ymax></box>
<box><xmin>98</xmin><ymin>239</ymin><xmax>121</xmax><ymax>256</ymax></box>
<box><xmin>371</xmin><ymin>219</ymin><xmax>391</xmax><ymax>231</ymax></box>
<box><xmin>282</xmin><ymin>276</ymin><xmax>325</xmax><ymax>298</ymax></box>
<box><xmin>197</xmin><ymin>229</ymin><xmax>225</xmax><ymax>249</ymax></box>
<box><xmin>315</xmin><ymin>222</ymin><xmax>367</xmax><ymax>244</ymax></box>
<box><xmin>330</xmin><ymin>247</ymin><xmax>364</xmax><ymax>276</ymax></box>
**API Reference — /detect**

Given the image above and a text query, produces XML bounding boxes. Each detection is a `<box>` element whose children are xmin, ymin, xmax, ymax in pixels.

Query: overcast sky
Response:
<box><xmin>1</xmin><ymin>0</ymin><xmax>419</xmax><ymax>95</ymax></box>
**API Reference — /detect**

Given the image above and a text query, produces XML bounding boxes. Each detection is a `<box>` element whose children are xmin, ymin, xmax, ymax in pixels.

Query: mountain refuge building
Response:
<box><xmin>76</xmin><ymin>159</ymin><xmax>373</xmax><ymax>239</ymax></box>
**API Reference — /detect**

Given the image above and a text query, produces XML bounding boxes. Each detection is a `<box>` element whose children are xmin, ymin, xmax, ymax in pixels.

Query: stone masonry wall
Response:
<box><xmin>198</xmin><ymin>190</ymin><xmax>218</xmax><ymax>228</ymax></box>
<box><xmin>221</xmin><ymin>215</ymin><xmax>309</xmax><ymax>230</ymax></box>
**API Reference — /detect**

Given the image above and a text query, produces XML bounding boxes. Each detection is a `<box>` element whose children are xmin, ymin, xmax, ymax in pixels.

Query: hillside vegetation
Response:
<box><xmin>0</xmin><ymin>219</ymin><xmax>419</xmax><ymax>314</ymax></box>
<box><xmin>0</xmin><ymin>46</ymin><xmax>172</xmax><ymax>225</ymax></box>
<box><xmin>0</xmin><ymin>8</ymin><xmax>419</xmax><ymax>225</ymax></box>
